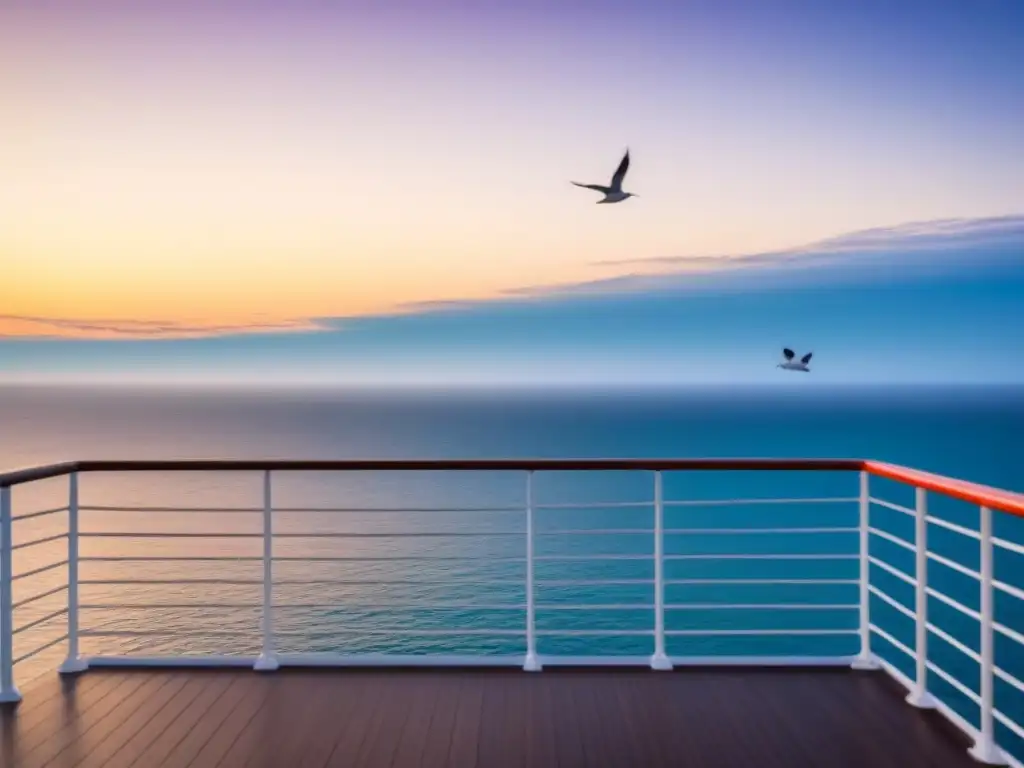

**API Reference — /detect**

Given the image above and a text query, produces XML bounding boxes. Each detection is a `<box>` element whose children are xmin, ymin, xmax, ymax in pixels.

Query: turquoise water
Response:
<box><xmin>2</xmin><ymin>384</ymin><xmax>1023</xmax><ymax>755</ymax></box>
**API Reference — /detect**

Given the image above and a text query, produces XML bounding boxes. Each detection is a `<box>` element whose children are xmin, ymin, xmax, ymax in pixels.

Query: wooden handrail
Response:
<box><xmin>0</xmin><ymin>458</ymin><xmax>860</xmax><ymax>487</ymax></box>
<box><xmin>0</xmin><ymin>457</ymin><xmax>1021</xmax><ymax>517</ymax></box>
<box><xmin>74</xmin><ymin>458</ymin><xmax>864</xmax><ymax>473</ymax></box>
<box><xmin>0</xmin><ymin>461</ymin><xmax>79</xmax><ymax>487</ymax></box>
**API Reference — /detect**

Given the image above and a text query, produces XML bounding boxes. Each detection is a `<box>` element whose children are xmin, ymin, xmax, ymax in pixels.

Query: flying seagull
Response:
<box><xmin>572</xmin><ymin>150</ymin><xmax>636</xmax><ymax>203</ymax></box>
<box><xmin>778</xmin><ymin>348</ymin><xmax>813</xmax><ymax>372</ymax></box>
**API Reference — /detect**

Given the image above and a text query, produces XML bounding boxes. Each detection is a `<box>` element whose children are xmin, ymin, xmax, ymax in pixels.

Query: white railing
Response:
<box><xmin>860</xmin><ymin>465</ymin><xmax>1024</xmax><ymax>767</ymax></box>
<box><xmin>1</xmin><ymin>458</ymin><xmax>1022</xmax><ymax>766</ymax></box>
<box><xmin>0</xmin><ymin>483</ymin><xmax>71</xmax><ymax>702</ymax></box>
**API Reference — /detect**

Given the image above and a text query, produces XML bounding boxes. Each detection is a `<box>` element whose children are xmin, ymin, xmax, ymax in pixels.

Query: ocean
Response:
<box><xmin>2</xmin><ymin>384</ymin><xmax>1023</xmax><ymax>754</ymax></box>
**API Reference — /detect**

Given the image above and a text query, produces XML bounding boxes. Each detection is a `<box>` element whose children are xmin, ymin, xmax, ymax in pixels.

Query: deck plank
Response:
<box><xmin>158</xmin><ymin>674</ymin><xmax>257</xmax><ymax>768</ymax></box>
<box><xmin>58</xmin><ymin>673</ymin><xmax>193</xmax><ymax>768</ymax></box>
<box><xmin>351</xmin><ymin>675</ymin><xmax>419</xmax><ymax>768</ymax></box>
<box><xmin>446</xmin><ymin>674</ymin><xmax>485</xmax><ymax>767</ymax></box>
<box><xmin>526</xmin><ymin>674</ymin><xmax>563</xmax><ymax>767</ymax></box>
<box><xmin>98</xmin><ymin>675</ymin><xmax>210</xmax><ymax>768</ymax></box>
<box><xmin>0</xmin><ymin>667</ymin><xmax>986</xmax><ymax>767</ymax></box>
<box><xmin>186</xmin><ymin>673</ymin><xmax>270</xmax><ymax>767</ymax></box>
<box><xmin>388</xmin><ymin>673</ymin><xmax>443</xmax><ymax>768</ymax></box>
<box><xmin>217</xmin><ymin>673</ymin><xmax>326</xmax><ymax>768</ymax></box>
<box><xmin>0</xmin><ymin>673</ymin><xmax>125</xmax><ymax>746</ymax></box>
<box><xmin>297</xmin><ymin>674</ymin><xmax>375</xmax><ymax>768</ymax></box>
<box><xmin>12</xmin><ymin>673</ymin><xmax>156</xmax><ymax>768</ymax></box>
<box><xmin>324</xmin><ymin>673</ymin><xmax>407</xmax><ymax>768</ymax></box>
<box><xmin>115</xmin><ymin>672</ymin><xmax>237</xmax><ymax>768</ymax></box>
<box><xmin>415</xmin><ymin>672</ymin><xmax>461</xmax><ymax>768</ymax></box>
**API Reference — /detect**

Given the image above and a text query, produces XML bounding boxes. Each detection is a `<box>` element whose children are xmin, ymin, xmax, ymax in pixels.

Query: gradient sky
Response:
<box><xmin>2</xmin><ymin>0</ymin><xmax>1023</xmax><ymax>382</ymax></box>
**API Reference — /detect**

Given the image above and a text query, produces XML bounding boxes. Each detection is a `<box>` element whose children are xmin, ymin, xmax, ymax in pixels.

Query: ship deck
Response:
<box><xmin>0</xmin><ymin>666</ymin><xmax>977</xmax><ymax>768</ymax></box>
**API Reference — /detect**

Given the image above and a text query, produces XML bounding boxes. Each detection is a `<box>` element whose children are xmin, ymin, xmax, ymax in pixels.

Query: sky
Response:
<box><xmin>1</xmin><ymin>0</ymin><xmax>1023</xmax><ymax>384</ymax></box>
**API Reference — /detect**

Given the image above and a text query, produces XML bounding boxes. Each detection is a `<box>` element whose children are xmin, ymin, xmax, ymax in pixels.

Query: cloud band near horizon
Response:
<box><xmin>3</xmin><ymin>214</ymin><xmax>1021</xmax><ymax>341</ymax></box>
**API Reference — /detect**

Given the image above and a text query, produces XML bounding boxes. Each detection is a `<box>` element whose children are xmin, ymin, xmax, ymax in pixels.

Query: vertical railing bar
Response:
<box><xmin>650</xmin><ymin>470</ymin><xmax>671</xmax><ymax>670</ymax></box>
<box><xmin>254</xmin><ymin>469</ymin><xmax>278</xmax><ymax>671</ymax></box>
<box><xmin>852</xmin><ymin>470</ymin><xmax>878</xmax><ymax>670</ymax></box>
<box><xmin>906</xmin><ymin>487</ymin><xmax>933</xmax><ymax>707</ymax></box>
<box><xmin>523</xmin><ymin>470</ymin><xmax>540</xmax><ymax>671</ymax></box>
<box><xmin>969</xmin><ymin>505</ymin><xmax>1005</xmax><ymax>764</ymax></box>
<box><xmin>0</xmin><ymin>486</ymin><xmax>22</xmax><ymax>703</ymax></box>
<box><xmin>59</xmin><ymin>472</ymin><xmax>87</xmax><ymax>674</ymax></box>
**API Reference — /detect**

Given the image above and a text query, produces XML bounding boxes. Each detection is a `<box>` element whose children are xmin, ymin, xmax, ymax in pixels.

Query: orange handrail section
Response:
<box><xmin>862</xmin><ymin>460</ymin><xmax>1024</xmax><ymax>518</ymax></box>
<box><xmin>1</xmin><ymin>457</ymin><xmax>1022</xmax><ymax>517</ymax></box>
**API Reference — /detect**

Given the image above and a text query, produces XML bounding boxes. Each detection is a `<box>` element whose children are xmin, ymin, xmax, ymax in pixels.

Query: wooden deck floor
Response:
<box><xmin>0</xmin><ymin>666</ymin><xmax>978</xmax><ymax>767</ymax></box>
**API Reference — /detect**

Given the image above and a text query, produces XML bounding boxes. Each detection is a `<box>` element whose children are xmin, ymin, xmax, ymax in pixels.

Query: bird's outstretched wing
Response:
<box><xmin>783</xmin><ymin>348</ymin><xmax>795</xmax><ymax>361</ymax></box>
<box><xmin>801</xmin><ymin>352</ymin><xmax>813</xmax><ymax>365</ymax></box>
<box><xmin>572</xmin><ymin>182</ymin><xmax>611</xmax><ymax>193</ymax></box>
<box><xmin>610</xmin><ymin>150</ymin><xmax>630</xmax><ymax>190</ymax></box>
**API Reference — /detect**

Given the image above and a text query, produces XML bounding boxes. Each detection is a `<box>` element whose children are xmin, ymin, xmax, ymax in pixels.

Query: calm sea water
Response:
<box><xmin>2</xmin><ymin>384</ymin><xmax>1023</xmax><ymax>753</ymax></box>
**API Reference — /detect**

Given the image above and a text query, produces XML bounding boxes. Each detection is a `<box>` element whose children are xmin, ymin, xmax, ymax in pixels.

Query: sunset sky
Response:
<box><xmin>2</xmin><ymin>0</ymin><xmax>1023</xmax><ymax>382</ymax></box>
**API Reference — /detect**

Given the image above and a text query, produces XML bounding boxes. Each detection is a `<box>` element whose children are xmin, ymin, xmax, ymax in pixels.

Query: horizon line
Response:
<box><xmin>1</xmin><ymin>379</ymin><xmax>1020</xmax><ymax>391</ymax></box>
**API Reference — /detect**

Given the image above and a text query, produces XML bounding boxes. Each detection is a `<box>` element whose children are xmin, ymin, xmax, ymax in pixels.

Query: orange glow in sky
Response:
<box><xmin>2</xmin><ymin>5</ymin><xmax>1021</xmax><ymax>339</ymax></box>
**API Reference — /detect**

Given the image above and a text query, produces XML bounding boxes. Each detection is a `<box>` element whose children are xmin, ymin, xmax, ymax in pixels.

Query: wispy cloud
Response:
<box><xmin>593</xmin><ymin>214</ymin><xmax>1024</xmax><ymax>268</ymax></box>
<box><xmin>0</xmin><ymin>314</ymin><xmax>325</xmax><ymax>340</ymax></box>
<box><xmin>4</xmin><ymin>214</ymin><xmax>1023</xmax><ymax>340</ymax></box>
<box><xmin>388</xmin><ymin>214</ymin><xmax>1024</xmax><ymax>311</ymax></box>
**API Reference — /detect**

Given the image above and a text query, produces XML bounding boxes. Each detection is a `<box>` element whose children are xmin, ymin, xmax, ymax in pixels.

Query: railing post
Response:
<box><xmin>906</xmin><ymin>487</ymin><xmax>933</xmax><ymax>707</ymax></box>
<box><xmin>852</xmin><ymin>470</ymin><xmax>878</xmax><ymax>670</ymax></box>
<box><xmin>523</xmin><ymin>471</ymin><xmax>541</xmax><ymax>671</ymax></box>
<box><xmin>254</xmin><ymin>470</ymin><xmax>278</xmax><ymax>671</ymax></box>
<box><xmin>59</xmin><ymin>472</ymin><xmax>87</xmax><ymax>674</ymax></box>
<box><xmin>650</xmin><ymin>471</ymin><xmax>672</xmax><ymax>670</ymax></box>
<box><xmin>969</xmin><ymin>506</ymin><xmax>1005</xmax><ymax>764</ymax></box>
<box><xmin>0</xmin><ymin>486</ymin><xmax>22</xmax><ymax>703</ymax></box>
